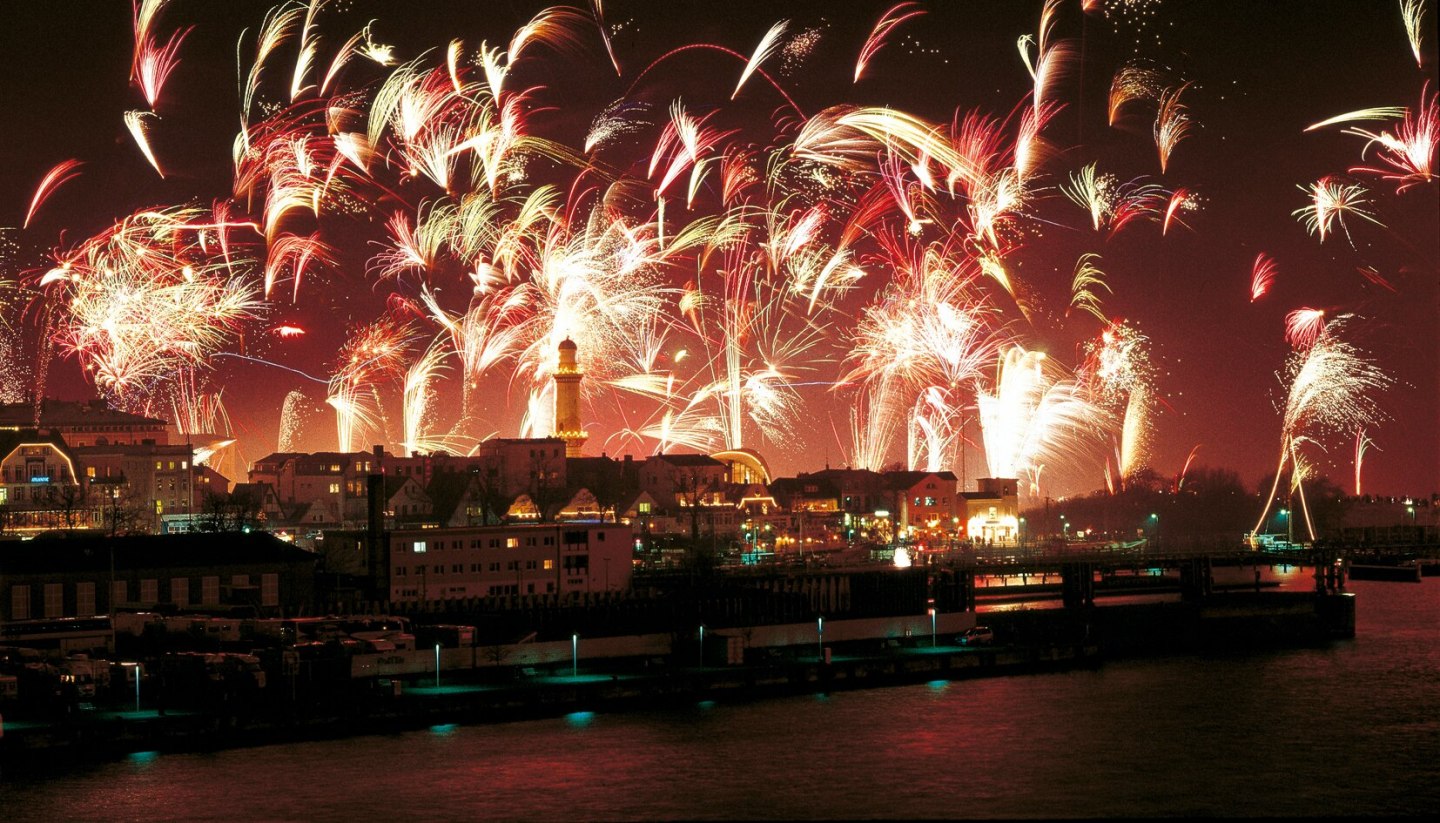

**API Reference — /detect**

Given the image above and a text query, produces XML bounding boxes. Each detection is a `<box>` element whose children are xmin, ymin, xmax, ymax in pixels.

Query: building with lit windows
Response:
<box><xmin>961</xmin><ymin>477</ymin><xmax>1021</xmax><ymax>545</ymax></box>
<box><xmin>0</xmin><ymin>399</ymin><xmax>170</xmax><ymax>447</ymax></box>
<box><xmin>326</xmin><ymin>523</ymin><xmax>632</xmax><ymax>602</ymax></box>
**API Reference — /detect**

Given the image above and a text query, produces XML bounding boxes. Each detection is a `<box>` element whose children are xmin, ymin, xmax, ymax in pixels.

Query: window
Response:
<box><xmin>261</xmin><ymin>574</ymin><xmax>279</xmax><ymax>607</ymax></box>
<box><xmin>489</xmin><ymin>539</ymin><xmax>500</xmax><ymax>548</ymax></box>
<box><xmin>489</xmin><ymin>562</ymin><xmax>500</xmax><ymax>572</ymax></box>
<box><xmin>506</xmin><ymin>538</ymin><xmax>519</xmax><ymax>549</ymax></box>
<box><xmin>11</xmin><ymin>585</ymin><xmax>30</xmax><ymax>620</ymax></box>
<box><xmin>171</xmin><ymin>578</ymin><xmax>189</xmax><ymax>606</ymax></box>
<box><xmin>525</xmin><ymin>560</ymin><xmax>537</xmax><ymax>570</ymax></box>
<box><xmin>924</xmin><ymin>497</ymin><xmax>936</xmax><ymax>507</ymax></box>
<box><xmin>543</xmin><ymin>559</ymin><xmax>554</xmax><ymax>570</ymax></box>
<box><xmin>329</xmin><ymin>483</ymin><xmax>341</xmax><ymax>494</ymax></box>
<box><xmin>140</xmin><ymin>579</ymin><xmax>158</xmax><ymax>604</ymax></box>
<box><xmin>202</xmin><ymin>576</ymin><xmax>219</xmax><ymax>605</ymax></box>
<box><xmin>506</xmin><ymin>561</ymin><xmax>518</xmax><ymax>571</ymax></box>
<box><xmin>44</xmin><ymin>583</ymin><xmax>64</xmax><ymax>618</ymax></box>
<box><xmin>414</xmin><ymin>541</ymin><xmax>427</xmax><ymax>553</ymax></box>
<box><xmin>71</xmin><ymin>581</ymin><xmax>96</xmax><ymax>617</ymax></box>
<box><xmin>111</xmin><ymin>580</ymin><xmax>128</xmax><ymax>608</ymax></box>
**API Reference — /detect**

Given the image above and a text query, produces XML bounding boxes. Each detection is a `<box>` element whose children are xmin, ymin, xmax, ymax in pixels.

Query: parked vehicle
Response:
<box><xmin>957</xmin><ymin>626</ymin><xmax>994</xmax><ymax>646</ymax></box>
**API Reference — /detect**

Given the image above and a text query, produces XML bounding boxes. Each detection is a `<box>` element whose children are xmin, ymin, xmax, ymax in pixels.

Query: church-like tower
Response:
<box><xmin>552</xmin><ymin>338</ymin><xmax>587</xmax><ymax>457</ymax></box>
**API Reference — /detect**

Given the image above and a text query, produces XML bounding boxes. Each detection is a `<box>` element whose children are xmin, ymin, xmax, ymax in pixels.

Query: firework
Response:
<box><xmin>1068</xmin><ymin>253</ymin><xmax>1110</xmax><ymax>324</ymax></box>
<box><xmin>1252</xmin><ymin>317</ymin><xmax>1391</xmax><ymax>542</ymax></box>
<box><xmin>1354</xmin><ymin>428</ymin><xmax>1377</xmax><ymax>495</ymax></box>
<box><xmin>1249</xmin><ymin>253</ymin><xmax>1277</xmax><ymax>301</ymax></box>
<box><xmin>1401</xmin><ymin>0</ymin><xmax>1427</xmax><ymax>68</ymax></box>
<box><xmin>124</xmin><ymin>110</ymin><xmax>165</xmax><ymax>177</ymax></box>
<box><xmin>43</xmin><ymin>208</ymin><xmax>263</xmax><ymax>402</ymax></box>
<box><xmin>1153</xmin><ymin>83</ymin><xmax>1192</xmax><ymax>173</ymax></box>
<box><xmin>733</xmin><ymin>20</ymin><xmax>789</xmax><ymax>100</ymax></box>
<box><xmin>977</xmin><ymin>346</ymin><xmax>1107</xmax><ymax>488</ymax></box>
<box><xmin>854</xmin><ymin>3</ymin><xmax>926</xmax><ymax>83</ymax></box>
<box><xmin>1293</xmin><ymin>176</ymin><xmax>1384</xmax><ymax>245</ymax></box>
<box><xmin>23</xmin><ymin>159</ymin><xmax>84</xmax><ymax>229</ymax></box>
<box><xmin>1108</xmin><ymin>63</ymin><xmax>1163</xmax><ymax>125</ymax></box>
<box><xmin>1344</xmin><ymin>83</ymin><xmax>1437</xmax><ymax>192</ymax></box>
<box><xmin>1283</xmin><ymin>308</ymin><xmax>1326</xmax><ymax>350</ymax></box>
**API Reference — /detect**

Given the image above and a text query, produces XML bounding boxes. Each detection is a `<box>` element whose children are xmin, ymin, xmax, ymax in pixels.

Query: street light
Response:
<box><xmin>571</xmin><ymin>633</ymin><xmax>579</xmax><ymax>677</ymax></box>
<box><xmin>698</xmin><ymin>624</ymin><xmax>705</xmax><ymax>667</ymax></box>
<box><xmin>928</xmin><ymin>607</ymin><xmax>936</xmax><ymax>647</ymax></box>
<box><xmin>817</xmin><ymin>616</ymin><xmax>824</xmax><ymax>662</ymax></box>
<box><xmin>434</xmin><ymin>643</ymin><xmax>441</xmax><ymax>688</ymax></box>
<box><xmin>1149</xmin><ymin>513</ymin><xmax>1159</xmax><ymax>548</ymax></box>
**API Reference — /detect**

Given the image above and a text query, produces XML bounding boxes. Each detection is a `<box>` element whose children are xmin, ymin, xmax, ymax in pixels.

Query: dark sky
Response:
<box><xmin>1</xmin><ymin>0</ymin><xmax>1435</xmax><ymax>498</ymax></box>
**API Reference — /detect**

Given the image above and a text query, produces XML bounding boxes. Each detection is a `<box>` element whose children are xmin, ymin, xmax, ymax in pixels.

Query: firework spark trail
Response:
<box><xmin>1293</xmin><ymin>176</ymin><xmax>1384</xmax><ymax>245</ymax></box>
<box><xmin>854</xmin><ymin>2</ymin><xmax>926</xmax><ymax>83</ymax></box>
<box><xmin>1153</xmin><ymin>82</ymin><xmax>1192</xmax><ymax>173</ymax></box>
<box><xmin>1304</xmin><ymin>106</ymin><xmax>1407</xmax><ymax>132</ymax></box>
<box><xmin>1401</xmin><ymin>0</ymin><xmax>1427</xmax><ymax>68</ymax></box>
<box><xmin>1250</xmin><ymin>253</ymin><xmax>1277</xmax><ymax>301</ymax></box>
<box><xmin>977</xmin><ymin>346</ymin><xmax>1107</xmax><ymax>489</ymax></box>
<box><xmin>1284</xmin><ymin>308</ymin><xmax>1326</xmax><ymax>350</ymax></box>
<box><xmin>131</xmin><ymin>0</ymin><xmax>190</xmax><ymax>108</ymax></box>
<box><xmin>1252</xmin><ymin>318</ymin><xmax>1392</xmax><ymax>542</ymax></box>
<box><xmin>1354</xmin><ymin>428</ymin><xmax>1377</xmax><ymax>495</ymax></box>
<box><xmin>1108</xmin><ymin>63</ymin><xmax>1163</xmax><ymax>125</ymax></box>
<box><xmin>1344</xmin><ymin>83</ymin><xmax>1437</xmax><ymax>192</ymax></box>
<box><xmin>40</xmin><ymin>208</ymin><xmax>263</xmax><ymax>399</ymax></box>
<box><xmin>1068</xmin><ymin>253</ymin><xmax>1110</xmax><ymax>324</ymax></box>
<box><xmin>733</xmin><ymin>20</ymin><xmax>789</xmax><ymax>101</ymax></box>
<box><xmin>23</xmin><ymin>159</ymin><xmax>84</xmax><ymax>229</ymax></box>
<box><xmin>124</xmin><ymin>111</ymin><xmax>165</xmax><ymax>177</ymax></box>
<box><xmin>1118</xmin><ymin>381</ymin><xmax>1151</xmax><ymax>480</ymax></box>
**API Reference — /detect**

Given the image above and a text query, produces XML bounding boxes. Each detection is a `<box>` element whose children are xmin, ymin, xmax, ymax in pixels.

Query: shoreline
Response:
<box><xmin>0</xmin><ymin>590</ymin><xmax>1353</xmax><ymax>769</ymax></box>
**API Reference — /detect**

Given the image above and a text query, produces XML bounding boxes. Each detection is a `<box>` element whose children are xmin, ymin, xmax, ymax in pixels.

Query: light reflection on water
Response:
<box><xmin>2</xmin><ymin>580</ymin><xmax>1436</xmax><ymax>820</ymax></box>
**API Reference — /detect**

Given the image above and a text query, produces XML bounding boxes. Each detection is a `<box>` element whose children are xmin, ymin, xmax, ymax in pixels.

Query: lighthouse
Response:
<box><xmin>552</xmin><ymin>338</ymin><xmax>587</xmax><ymax>457</ymax></box>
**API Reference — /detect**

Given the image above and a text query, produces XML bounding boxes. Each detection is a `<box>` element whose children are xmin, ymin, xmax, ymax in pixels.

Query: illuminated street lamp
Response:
<box><xmin>928</xmin><ymin>607</ymin><xmax>937</xmax><ymax>647</ymax></box>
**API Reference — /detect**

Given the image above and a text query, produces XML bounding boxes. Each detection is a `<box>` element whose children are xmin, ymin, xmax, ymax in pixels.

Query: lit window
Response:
<box><xmin>506</xmin><ymin>537</ymin><xmax>519</xmax><ymax>548</ymax></box>
<box><xmin>414</xmin><ymin>541</ymin><xmax>427</xmax><ymax>553</ymax></box>
<box><xmin>543</xmin><ymin>559</ymin><xmax>554</xmax><ymax>570</ymax></box>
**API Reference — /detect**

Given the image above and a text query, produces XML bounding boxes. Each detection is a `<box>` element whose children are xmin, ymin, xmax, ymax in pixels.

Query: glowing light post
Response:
<box><xmin>1278</xmin><ymin>508</ymin><xmax>1291</xmax><ymax>545</ymax></box>
<box><xmin>1060</xmin><ymin>515</ymin><xmax>1069</xmax><ymax>542</ymax></box>
<box><xmin>698</xmin><ymin>624</ymin><xmax>705</xmax><ymax>667</ymax></box>
<box><xmin>1018</xmin><ymin>516</ymin><xmax>1026</xmax><ymax>549</ymax></box>
<box><xmin>928</xmin><ymin>607</ymin><xmax>937</xmax><ymax>648</ymax></box>
<box><xmin>125</xmin><ymin>662</ymin><xmax>142</xmax><ymax>712</ymax></box>
<box><xmin>1149</xmin><ymin>513</ymin><xmax>1159</xmax><ymax>549</ymax></box>
<box><xmin>434</xmin><ymin>643</ymin><xmax>441</xmax><ymax>688</ymax></box>
<box><xmin>817</xmin><ymin>616</ymin><xmax>824</xmax><ymax>662</ymax></box>
<box><xmin>572</xmin><ymin>633</ymin><xmax>579</xmax><ymax>677</ymax></box>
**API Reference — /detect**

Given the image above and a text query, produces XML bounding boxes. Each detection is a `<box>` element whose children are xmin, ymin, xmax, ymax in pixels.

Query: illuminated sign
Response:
<box><xmin>30</xmin><ymin>476</ymin><xmax>50</xmax><ymax>483</ymax></box>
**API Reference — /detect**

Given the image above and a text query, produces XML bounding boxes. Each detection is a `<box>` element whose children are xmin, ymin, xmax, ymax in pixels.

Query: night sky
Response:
<box><xmin>1</xmin><ymin>0</ymin><xmax>1435</xmax><ymax>498</ymax></box>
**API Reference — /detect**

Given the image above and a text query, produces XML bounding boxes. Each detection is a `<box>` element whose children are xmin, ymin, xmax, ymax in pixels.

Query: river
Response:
<box><xmin>2</xmin><ymin>577</ymin><xmax>1437</xmax><ymax>819</ymax></box>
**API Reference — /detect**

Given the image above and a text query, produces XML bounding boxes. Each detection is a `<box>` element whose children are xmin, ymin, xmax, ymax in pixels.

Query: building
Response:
<box><xmin>324</xmin><ymin>523</ymin><xmax>632</xmax><ymax>603</ymax></box>
<box><xmin>0</xmin><ymin>532</ymin><xmax>318</xmax><ymax>621</ymax></box>
<box><xmin>552</xmin><ymin>338</ymin><xmax>587</xmax><ymax>457</ymax></box>
<box><xmin>0</xmin><ymin>429</ymin><xmax>93</xmax><ymax>532</ymax></box>
<box><xmin>882</xmin><ymin>470</ymin><xmax>961</xmax><ymax>534</ymax></box>
<box><xmin>961</xmin><ymin>477</ymin><xmax>1021</xmax><ymax>545</ymax></box>
<box><xmin>0</xmin><ymin>399</ymin><xmax>169</xmax><ymax>446</ymax></box>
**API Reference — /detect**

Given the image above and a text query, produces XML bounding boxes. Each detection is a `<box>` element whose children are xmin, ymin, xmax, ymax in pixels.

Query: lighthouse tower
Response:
<box><xmin>552</xmin><ymin>338</ymin><xmax>587</xmax><ymax>457</ymax></box>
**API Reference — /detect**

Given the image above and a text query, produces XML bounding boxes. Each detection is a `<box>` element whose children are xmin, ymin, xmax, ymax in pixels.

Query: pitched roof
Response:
<box><xmin>648</xmin><ymin>453</ymin><xmax>725</xmax><ymax>468</ymax></box>
<box><xmin>0</xmin><ymin>399</ymin><xmax>166</xmax><ymax>429</ymax></box>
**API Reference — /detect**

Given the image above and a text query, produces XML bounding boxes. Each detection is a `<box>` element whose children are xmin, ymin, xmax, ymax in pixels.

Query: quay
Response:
<box><xmin>0</xmin><ymin>564</ymin><xmax>1355</xmax><ymax>766</ymax></box>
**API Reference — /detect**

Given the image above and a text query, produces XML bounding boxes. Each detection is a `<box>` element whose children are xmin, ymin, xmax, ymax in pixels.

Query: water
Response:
<box><xmin>3</xmin><ymin>579</ymin><xmax>1437</xmax><ymax>819</ymax></box>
